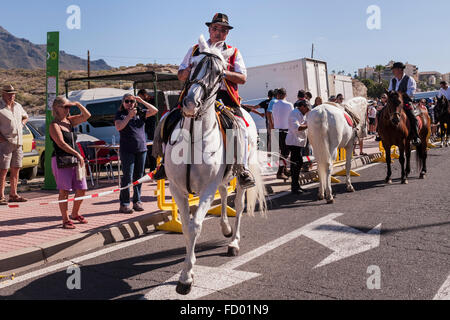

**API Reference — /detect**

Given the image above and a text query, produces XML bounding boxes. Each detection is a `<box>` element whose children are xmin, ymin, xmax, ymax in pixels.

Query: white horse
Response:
<box><xmin>307</xmin><ymin>97</ymin><xmax>368</xmax><ymax>203</ymax></box>
<box><xmin>164</xmin><ymin>35</ymin><xmax>266</xmax><ymax>295</ymax></box>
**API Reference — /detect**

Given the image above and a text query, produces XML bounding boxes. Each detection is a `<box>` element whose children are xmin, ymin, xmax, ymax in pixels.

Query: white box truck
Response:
<box><xmin>239</xmin><ymin>58</ymin><xmax>330</xmax><ymax>104</ymax></box>
<box><xmin>328</xmin><ymin>74</ymin><xmax>354</xmax><ymax>100</ymax></box>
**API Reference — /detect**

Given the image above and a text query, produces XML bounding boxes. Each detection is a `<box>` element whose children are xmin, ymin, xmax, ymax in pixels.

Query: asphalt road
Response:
<box><xmin>1</xmin><ymin>146</ymin><xmax>449</xmax><ymax>302</ymax></box>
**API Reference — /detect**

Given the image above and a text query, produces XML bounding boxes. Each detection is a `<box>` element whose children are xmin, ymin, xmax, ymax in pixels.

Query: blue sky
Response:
<box><xmin>1</xmin><ymin>0</ymin><xmax>449</xmax><ymax>74</ymax></box>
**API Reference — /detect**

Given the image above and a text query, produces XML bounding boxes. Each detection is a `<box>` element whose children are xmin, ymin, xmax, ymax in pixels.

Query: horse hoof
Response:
<box><xmin>386</xmin><ymin>179</ymin><xmax>392</xmax><ymax>185</ymax></box>
<box><xmin>176</xmin><ymin>281</ymin><xmax>192</xmax><ymax>295</ymax></box>
<box><xmin>347</xmin><ymin>186</ymin><xmax>355</xmax><ymax>193</ymax></box>
<box><xmin>227</xmin><ymin>246</ymin><xmax>239</xmax><ymax>257</ymax></box>
<box><xmin>401</xmin><ymin>179</ymin><xmax>408</xmax><ymax>184</ymax></box>
<box><xmin>420</xmin><ymin>173</ymin><xmax>426</xmax><ymax>179</ymax></box>
<box><xmin>224</xmin><ymin>231</ymin><xmax>233</xmax><ymax>238</ymax></box>
<box><xmin>326</xmin><ymin>199</ymin><xmax>334</xmax><ymax>204</ymax></box>
<box><xmin>317</xmin><ymin>195</ymin><xmax>324</xmax><ymax>201</ymax></box>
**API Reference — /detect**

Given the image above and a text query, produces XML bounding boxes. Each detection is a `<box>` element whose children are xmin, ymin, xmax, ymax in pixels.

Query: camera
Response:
<box><xmin>136</xmin><ymin>105</ymin><xmax>148</xmax><ymax>119</ymax></box>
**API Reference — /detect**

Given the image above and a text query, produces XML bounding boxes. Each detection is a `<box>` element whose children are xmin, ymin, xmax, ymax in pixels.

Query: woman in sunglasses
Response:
<box><xmin>115</xmin><ymin>93</ymin><xmax>158</xmax><ymax>213</ymax></box>
<box><xmin>49</xmin><ymin>97</ymin><xmax>91</xmax><ymax>229</ymax></box>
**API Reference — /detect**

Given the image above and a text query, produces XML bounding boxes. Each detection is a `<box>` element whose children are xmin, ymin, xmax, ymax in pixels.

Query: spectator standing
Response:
<box><xmin>329</xmin><ymin>95</ymin><xmax>337</xmax><ymax>102</ymax></box>
<box><xmin>49</xmin><ymin>97</ymin><xmax>91</xmax><ymax>229</ymax></box>
<box><xmin>271</xmin><ymin>88</ymin><xmax>294</xmax><ymax>180</ymax></box>
<box><xmin>336</xmin><ymin>94</ymin><xmax>344</xmax><ymax>104</ymax></box>
<box><xmin>305</xmin><ymin>92</ymin><xmax>312</xmax><ymax>102</ymax></box>
<box><xmin>137</xmin><ymin>89</ymin><xmax>157</xmax><ymax>172</ymax></box>
<box><xmin>266</xmin><ymin>88</ymin><xmax>279</xmax><ymax>132</ymax></box>
<box><xmin>286</xmin><ymin>100</ymin><xmax>309</xmax><ymax>194</ymax></box>
<box><xmin>115</xmin><ymin>93</ymin><xmax>158</xmax><ymax>214</ymax></box>
<box><xmin>312</xmin><ymin>97</ymin><xmax>323</xmax><ymax>109</ymax></box>
<box><xmin>0</xmin><ymin>85</ymin><xmax>28</xmax><ymax>205</ymax></box>
<box><xmin>368</xmin><ymin>103</ymin><xmax>377</xmax><ymax>134</ymax></box>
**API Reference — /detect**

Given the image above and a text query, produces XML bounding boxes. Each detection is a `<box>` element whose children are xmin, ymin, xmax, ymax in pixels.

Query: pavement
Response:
<box><xmin>0</xmin><ymin>136</ymin><xmax>384</xmax><ymax>276</ymax></box>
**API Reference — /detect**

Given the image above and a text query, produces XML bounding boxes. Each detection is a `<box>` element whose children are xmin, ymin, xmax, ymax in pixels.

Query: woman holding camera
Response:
<box><xmin>49</xmin><ymin>97</ymin><xmax>91</xmax><ymax>229</ymax></box>
<box><xmin>115</xmin><ymin>93</ymin><xmax>158</xmax><ymax>213</ymax></box>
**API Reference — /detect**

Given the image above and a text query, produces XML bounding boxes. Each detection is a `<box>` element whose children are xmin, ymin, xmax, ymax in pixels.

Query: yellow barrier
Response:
<box><xmin>155</xmin><ymin>176</ymin><xmax>237</xmax><ymax>234</ymax></box>
<box><xmin>373</xmin><ymin>141</ymin><xmax>399</xmax><ymax>163</ymax></box>
<box><xmin>314</xmin><ymin>148</ymin><xmax>360</xmax><ymax>184</ymax></box>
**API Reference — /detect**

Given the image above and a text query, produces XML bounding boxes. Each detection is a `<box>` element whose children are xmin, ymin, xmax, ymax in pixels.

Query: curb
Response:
<box><xmin>0</xmin><ymin>210</ymin><xmax>170</xmax><ymax>275</ymax></box>
<box><xmin>0</xmin><ymin>152</ymin><xmax>383</xmax><ymax>276</ymax></box>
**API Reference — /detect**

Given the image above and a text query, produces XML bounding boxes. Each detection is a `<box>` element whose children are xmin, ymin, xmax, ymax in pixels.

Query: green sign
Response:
<box><xmin>43</xmin><ymin>31</ymin><xmax>59</xmax><ymax>190</ymax></box>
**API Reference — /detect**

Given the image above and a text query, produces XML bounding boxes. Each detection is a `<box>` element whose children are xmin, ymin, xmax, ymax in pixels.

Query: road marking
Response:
<box><xmin>143</xmin><ymin>213</ymin><xmax>381</xmax><ymax>300</ymax></box>
<box><xmin>434</xmin><ymin>274</ymin><xmax>450</xmax><ymax>300</ymax></box>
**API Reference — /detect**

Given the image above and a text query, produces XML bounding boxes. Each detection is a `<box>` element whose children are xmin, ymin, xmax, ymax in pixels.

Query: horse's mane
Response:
<box><xmin>197</xmin><ymin>34</ymin><xmax>230</xmax><ymax>69</ymax></box>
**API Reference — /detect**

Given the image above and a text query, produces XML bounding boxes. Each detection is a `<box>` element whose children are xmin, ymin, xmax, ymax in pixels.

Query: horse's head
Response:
<box><xmin>182</xmin><ymin>35</ymin><xmax>234</xmax><ymax>118</ymax></box>
<box><xmin>386</xmin><ymin>90</ymin><xmax>404</xmax><ymax>126</ymax></box>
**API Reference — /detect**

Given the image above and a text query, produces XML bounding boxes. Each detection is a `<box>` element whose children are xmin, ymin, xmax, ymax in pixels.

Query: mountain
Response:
<box><xmin>0</xmin><ymin>26</ymin><xmax>111</xmax><ymax>70</ymax></box>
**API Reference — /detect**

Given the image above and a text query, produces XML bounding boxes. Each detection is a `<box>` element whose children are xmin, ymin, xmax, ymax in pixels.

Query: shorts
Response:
<box><xmin>369</xmin><ymin>118</ymin><xmax>376</xmax><ymax>125</ymax></box>
<box><xmin>51</xmin><ymin>157</ymin><xmax>88</xmax><ymax>191</ymax></box>
<box><xmin>0</xmin><ymin>142</ymin><xmax>23</xmax><ymax>169</ymax></box>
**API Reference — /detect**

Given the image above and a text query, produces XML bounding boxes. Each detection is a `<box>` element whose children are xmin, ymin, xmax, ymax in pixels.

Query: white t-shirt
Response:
<box><xmin>368</xmin><ymin>105</ymin><xmax>377</xmax><ymax>118</ymax></box>
<box><xmin>271</xmin><ymin>99</ymin><xmax>294</xmax><ymax>130</ymax></box>
<box><xmin>439</xmin><ymin>87</ymin><xmax>450</xmax><ymax>100</ymax></box>
<box><xmin>179</xmin><ymin>41</ymin><xmax>247</xmax><ymax>91</ymax></box>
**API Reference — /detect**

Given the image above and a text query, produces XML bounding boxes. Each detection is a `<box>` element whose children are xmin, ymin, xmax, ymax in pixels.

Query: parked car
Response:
<box><xmin>20</xmin><ymin>124</ymin><xmax>40</xmax><ymax>180</ymax></box>
<box><xmin>26</xmin><ymin>117</ymin><xmax>99</xmax><ymax>174</ymax></box>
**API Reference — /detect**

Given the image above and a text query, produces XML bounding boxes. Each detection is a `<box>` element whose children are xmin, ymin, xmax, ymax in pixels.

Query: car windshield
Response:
<box><xmin>28</xmin><ymin>120</ymin><xmax>46</xmax><ymax>136</ymax></box>
<box><xmin>70</xmin><ymin>100</ymin><xmax>121</xmax><ymax>128</ymax></box>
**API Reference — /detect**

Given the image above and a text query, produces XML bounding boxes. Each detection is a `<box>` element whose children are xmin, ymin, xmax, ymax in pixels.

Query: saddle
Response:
<box><xmin>327</xmin><ymin>102</ymin><xmax>361</xmax><ymax>127</ymax></box>
<box><xmin>161</xmin><ymin>103</ymin><xmax>236</xmax><ymax>145</ymax></box>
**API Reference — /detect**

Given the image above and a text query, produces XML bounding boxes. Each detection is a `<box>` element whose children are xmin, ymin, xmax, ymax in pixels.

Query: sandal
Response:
<box><xmin>70</xmin><ymin>215</ymin><xmax>88</xmax><ymax>224</ymax></box>
<box><xmin>63</xmin><ymin>220</ymin><xmax>76</xmax><ymax>229</ymax></box>
<box><xmin>0</xmin><ymin>197</ymin><xmax>7</xmax><ymax>205</ymax></box>
<box><xmin>9</xmin><ymin>195</ymin><xmax>28</xmax><ymax>203</ymax></box>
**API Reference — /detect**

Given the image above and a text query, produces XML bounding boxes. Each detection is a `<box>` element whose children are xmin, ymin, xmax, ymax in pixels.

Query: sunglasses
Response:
<box><xmin>124</xmin><ymin>100</ymin><xmax>136</xmax><ymax>104</ymax></box>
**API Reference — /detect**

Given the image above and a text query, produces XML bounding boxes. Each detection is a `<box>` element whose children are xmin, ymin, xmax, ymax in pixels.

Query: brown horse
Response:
<box><xmin>377</xmin><ymin>91</ymin><xmax>431</xmax><ymax>184</ymax></box>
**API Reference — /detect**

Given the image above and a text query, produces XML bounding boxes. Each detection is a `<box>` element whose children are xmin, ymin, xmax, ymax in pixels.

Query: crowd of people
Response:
<box><xmin>2</xmin><ymin>12</ymin><xmax>449</xmax><ymax>230</ymax></box>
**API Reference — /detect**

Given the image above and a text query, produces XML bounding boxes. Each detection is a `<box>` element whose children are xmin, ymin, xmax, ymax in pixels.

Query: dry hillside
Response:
<box><xmin>0</xmin><ymin>63</ymin><xmax>181</xmax><ymax>115</ymax></box>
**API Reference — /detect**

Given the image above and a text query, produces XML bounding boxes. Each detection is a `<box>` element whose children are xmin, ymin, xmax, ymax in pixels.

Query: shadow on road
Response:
<box><xmin>0</xmin><ymin>239</ymin><xmax>227</xmax><ymax>300</ymax></box>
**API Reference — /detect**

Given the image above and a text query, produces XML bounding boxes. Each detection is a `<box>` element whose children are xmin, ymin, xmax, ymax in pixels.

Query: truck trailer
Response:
<box><xmin>239</xmin><ymin>58</ymin><xmax>330</xmax><ymax>104</ymax></box>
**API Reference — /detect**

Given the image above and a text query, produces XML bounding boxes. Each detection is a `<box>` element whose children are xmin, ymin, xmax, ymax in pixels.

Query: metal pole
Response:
<box><xmin>87</xmin><ymin>50</ymin><xmax>91</xmax><ymax>89</ymax></box>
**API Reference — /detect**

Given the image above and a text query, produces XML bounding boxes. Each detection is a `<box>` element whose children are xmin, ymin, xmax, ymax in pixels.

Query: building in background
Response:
<box><xmin>418</xmin><ymin>71</ymin><xmax>442</xmax><ymax>85</ymax></box>
<box><xmin>358</xmin><ymin>61</ymin><xmax>419</xmax><ymax>82</ymax></box>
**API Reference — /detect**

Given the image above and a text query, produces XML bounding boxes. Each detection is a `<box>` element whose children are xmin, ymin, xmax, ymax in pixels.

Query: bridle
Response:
<box><xmin>182</xmin><ymin>52</ymin><xmax>225</xmax><ymax>120</ymax></box>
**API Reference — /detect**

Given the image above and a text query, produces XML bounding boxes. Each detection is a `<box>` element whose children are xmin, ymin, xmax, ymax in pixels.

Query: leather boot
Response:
<box><xmin>153</xmin><ymin>164</ymin><xmax>167</xmax><ymax>180</ymax></box>
<box><xmin>277</xmin><ymin>166</ymin><xmax>289</xmax><ymax>180</ymax></box>
<box><xmin>405</xmin><ymin>108</ymin><xmax>421</xmax><ymax>146</ymax></box>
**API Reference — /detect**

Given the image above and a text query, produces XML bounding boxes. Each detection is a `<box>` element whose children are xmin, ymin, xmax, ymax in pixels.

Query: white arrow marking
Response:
<box><xmin>143</xmin><ymin>213</ymin><xmax>381</xmax><ymax>300</ymax></box>
<box><xmin>434</xmin><ymin>274</ymin><xmax>450</xmax><ymax>300</ymax></box>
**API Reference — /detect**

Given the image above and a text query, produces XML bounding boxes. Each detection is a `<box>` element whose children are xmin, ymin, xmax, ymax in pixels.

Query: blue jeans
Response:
<box><xmin>120</xmin><ymin>150</ymin><xmax>147</xmax><ymax>206</ymax></box>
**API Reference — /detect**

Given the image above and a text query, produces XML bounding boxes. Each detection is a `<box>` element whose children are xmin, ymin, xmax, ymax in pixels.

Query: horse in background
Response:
<box><xmin>434</xmin><ymin>95</ymin><xmax>450</xmax><ymax>147</ymax></box>
<box><xmin>307</xmin><ymin>97</ymin><xmax>368</xmax><ymax>204</ymax></box>
<box><xmin>164</xmin><ymin>35</ymin><xmax>267</xmax><ymax>295</ymax></box>
<box><xmin>377</xmin><ymin>91</ymin><xmax>430</xmax><ymax>184</ymax></box>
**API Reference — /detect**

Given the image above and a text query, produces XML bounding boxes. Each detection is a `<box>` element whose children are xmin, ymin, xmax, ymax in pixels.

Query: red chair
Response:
<box><xmin>78</xmin><ymin>141</ymin><xmax>119</xmax><ymax>185</ymax></box>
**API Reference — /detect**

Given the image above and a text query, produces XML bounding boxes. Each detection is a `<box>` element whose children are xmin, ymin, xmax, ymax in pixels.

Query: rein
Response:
<box><xmin>182</xmin><ymin>51</ymin><xmax>225</xmax><ymax>194</ymax></box>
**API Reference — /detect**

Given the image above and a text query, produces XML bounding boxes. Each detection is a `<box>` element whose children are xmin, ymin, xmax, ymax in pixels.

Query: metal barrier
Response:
<box><xmin>155</xmin><ymin>177</ymin><xmax>237</xmax><ymax>234</ymax></box>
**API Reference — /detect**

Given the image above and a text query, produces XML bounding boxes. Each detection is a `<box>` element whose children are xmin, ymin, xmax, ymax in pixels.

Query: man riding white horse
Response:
<box><xmin>387</xmin><ymin>62</ymin><xmax>421</xmax><ymax>146</ymax></box>
<box><xmin>152</xmin><ymin>13</ymin><xmax>255</xmax><ymax>188</ymax></box>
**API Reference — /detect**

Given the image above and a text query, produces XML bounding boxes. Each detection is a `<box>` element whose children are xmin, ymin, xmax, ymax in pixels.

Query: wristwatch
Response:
<box><xmin>223</xmin><ymin>71</ymin><xmax>227</xmax><ymax>78</ymax></box>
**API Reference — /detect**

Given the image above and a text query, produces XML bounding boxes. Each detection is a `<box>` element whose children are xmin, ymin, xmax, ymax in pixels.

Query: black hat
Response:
<box><xmin>392</xmin><ymin>62</ymin><xmax>406</xmax><ymax>70</ymax></box>
<box><xmin>206</xmin><ymin>13</ymin><xmax>233</xmax><ymax>30</ymax></box>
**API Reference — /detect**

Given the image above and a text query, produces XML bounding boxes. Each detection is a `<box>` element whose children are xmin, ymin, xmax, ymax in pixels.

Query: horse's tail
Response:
<box><xmin>308</xmin><ymin>106</ymin><xmax>332</xmax><ymax>162</ymax></box>
<box><xmin>246</xmin><ymin>162</ymin><xmax>267</xmax><ymax>217</ymax></box>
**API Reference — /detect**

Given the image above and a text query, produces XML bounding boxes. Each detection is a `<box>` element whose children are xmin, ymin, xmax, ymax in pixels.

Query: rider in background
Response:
<box><xmin>388</xmin><ymin>62</ymin><xmax>420</xmax><ymax>146</ymax></box>
<box><xmin>153</xmin><ymin>13</ymin><xmax>255</xmax><ymax>188</ymax></box>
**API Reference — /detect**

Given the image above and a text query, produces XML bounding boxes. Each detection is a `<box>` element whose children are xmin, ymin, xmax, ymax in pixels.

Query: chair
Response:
<box><xmin>77</xmin><ymin>141</ymin><xmax>118</xmax><ymax>185</ymax></box>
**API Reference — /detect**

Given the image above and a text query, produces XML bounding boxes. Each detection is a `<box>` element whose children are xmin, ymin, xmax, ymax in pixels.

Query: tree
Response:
<box><xmin>374</xmin><ymin>65</ymin><xmax>385</xmax><ymax>83</ymax></box>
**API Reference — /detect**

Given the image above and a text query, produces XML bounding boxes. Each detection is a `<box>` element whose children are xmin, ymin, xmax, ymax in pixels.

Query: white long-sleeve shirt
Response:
<box><xmin>285</xmin><ymin>108</ymin><xmax>308</xmax><ymax>147</ymax></box>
